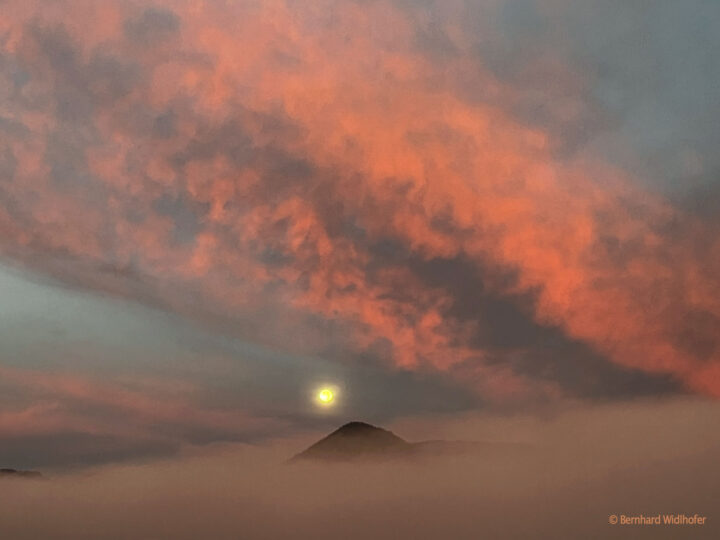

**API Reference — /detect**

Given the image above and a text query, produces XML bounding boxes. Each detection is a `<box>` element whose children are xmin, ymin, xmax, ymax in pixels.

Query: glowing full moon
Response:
<box><xmin>313</xmin><ymin>384</ymin><xmax>340</xmax><ymax>409</ymax></box>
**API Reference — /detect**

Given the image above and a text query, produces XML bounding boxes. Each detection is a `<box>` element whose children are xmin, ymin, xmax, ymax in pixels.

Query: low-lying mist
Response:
<box><xmin>1</xmin><ymin>398</ymin><xmax>718</xmax><ymax>539</ymax></box>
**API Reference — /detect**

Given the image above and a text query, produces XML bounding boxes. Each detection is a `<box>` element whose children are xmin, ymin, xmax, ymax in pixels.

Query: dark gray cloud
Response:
<box><xmin>360</xmin><ymin>244</ymin><xmax>683</xmax><ymax>399</ymax></box>
<box><xmin>0</xmin><ymin>433</ymin><xmax>176</xmax><ymax>470</ymax></box>
<box><xmin>124</xmin><ymin>7</ymin><xmax>181</xmax><ymax>46</ymax></box>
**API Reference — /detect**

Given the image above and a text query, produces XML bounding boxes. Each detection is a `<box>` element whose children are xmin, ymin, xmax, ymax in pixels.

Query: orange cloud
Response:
<box><xmin>1</xmin><ymin>0</ymin><xmax>718</xmax><ymax>401</ymax></box>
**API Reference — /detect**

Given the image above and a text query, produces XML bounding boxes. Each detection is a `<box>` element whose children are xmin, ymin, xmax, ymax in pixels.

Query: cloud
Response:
<box><xmin>0</xmin><ymin>365</ymin><xmax>285</xmax><ymax>468</ymax></box>
<box><xmin>0</xmin><ymin>261</ymin><xmax>508</xmax><ymax>468</ymax></box>
<box><xmin>123</xmin><ymin>7</ymin><xmax>180</xmax><ymax>47</ymax></box>
<box><xmin>0</xmin><ymin>398</ymin><xmax>718</xmax><ymax>539</ymax></box>
<box><xmin>0</xmin><ymin>0</ymin><xmax>718</xmax><ymax>405</ymax></box>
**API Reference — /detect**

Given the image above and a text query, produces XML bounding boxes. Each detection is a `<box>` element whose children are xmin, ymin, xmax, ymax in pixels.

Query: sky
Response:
<box><xmin>0</xmin><ymin>0</ymin><xmax>719</xmax><ymax>470</ymax></box>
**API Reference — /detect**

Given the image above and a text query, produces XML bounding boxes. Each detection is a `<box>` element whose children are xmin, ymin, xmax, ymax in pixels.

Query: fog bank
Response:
<box><xmin>1</xmin><ymin>398</ymin><xmax>717</xmax><ymax>539</ymax></box>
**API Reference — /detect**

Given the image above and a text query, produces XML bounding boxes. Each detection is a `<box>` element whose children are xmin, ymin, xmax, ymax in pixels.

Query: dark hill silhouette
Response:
<box><xmin>291</xmin><ymin>421</ymin><xmax>530</xmax><ymax>462</ymax></box>
<box><xmin>292</xmin><ymin>421</ymin><xmax>411</xmax><ymax>461</ymax></box>
<box><xmin>0</xmin><ymin>468</ymin><xmax>42</xmax><ymax>479</ymax></box>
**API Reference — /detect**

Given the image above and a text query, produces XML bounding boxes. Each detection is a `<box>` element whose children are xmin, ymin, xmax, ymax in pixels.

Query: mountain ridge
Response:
<box><xmin>291</xmin><ymin>421</ymin><xmax>529</xmax><ymax>462</ymax></box>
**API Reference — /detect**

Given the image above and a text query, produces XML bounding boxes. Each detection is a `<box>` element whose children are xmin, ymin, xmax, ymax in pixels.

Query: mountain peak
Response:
<box><xmin>292</xmin><ymin>421</ymin><xmax>411</xmax><ymax>462</ymax></box>
<box><xmin>334</xmin><ymin>421</ymin><xmax>386</xmax><ymax>433</ymax></box>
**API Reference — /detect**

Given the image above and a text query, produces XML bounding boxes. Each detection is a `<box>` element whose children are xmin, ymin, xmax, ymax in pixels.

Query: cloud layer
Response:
<box><xmin>1</xmin><ymin>0</ymin><xmax>719</xmax><ymax>427</ymax></box>
<box><xmin>1</xmin><ymin>398</ymin><xmax>719</xmax><ymax>539</ymax></box>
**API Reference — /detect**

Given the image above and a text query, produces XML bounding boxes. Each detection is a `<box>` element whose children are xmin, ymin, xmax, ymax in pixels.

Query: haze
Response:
<box><xmin>0</xmin><ymin>399</ymin><xmax>717</xmax><ymax>538</ymax></box>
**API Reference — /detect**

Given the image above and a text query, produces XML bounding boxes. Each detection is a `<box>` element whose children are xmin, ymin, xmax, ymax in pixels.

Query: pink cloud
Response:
<box><xmin>0</xmin><ymin>0</ymin><xmax>718</xmax><ymax>401</ymax></box>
